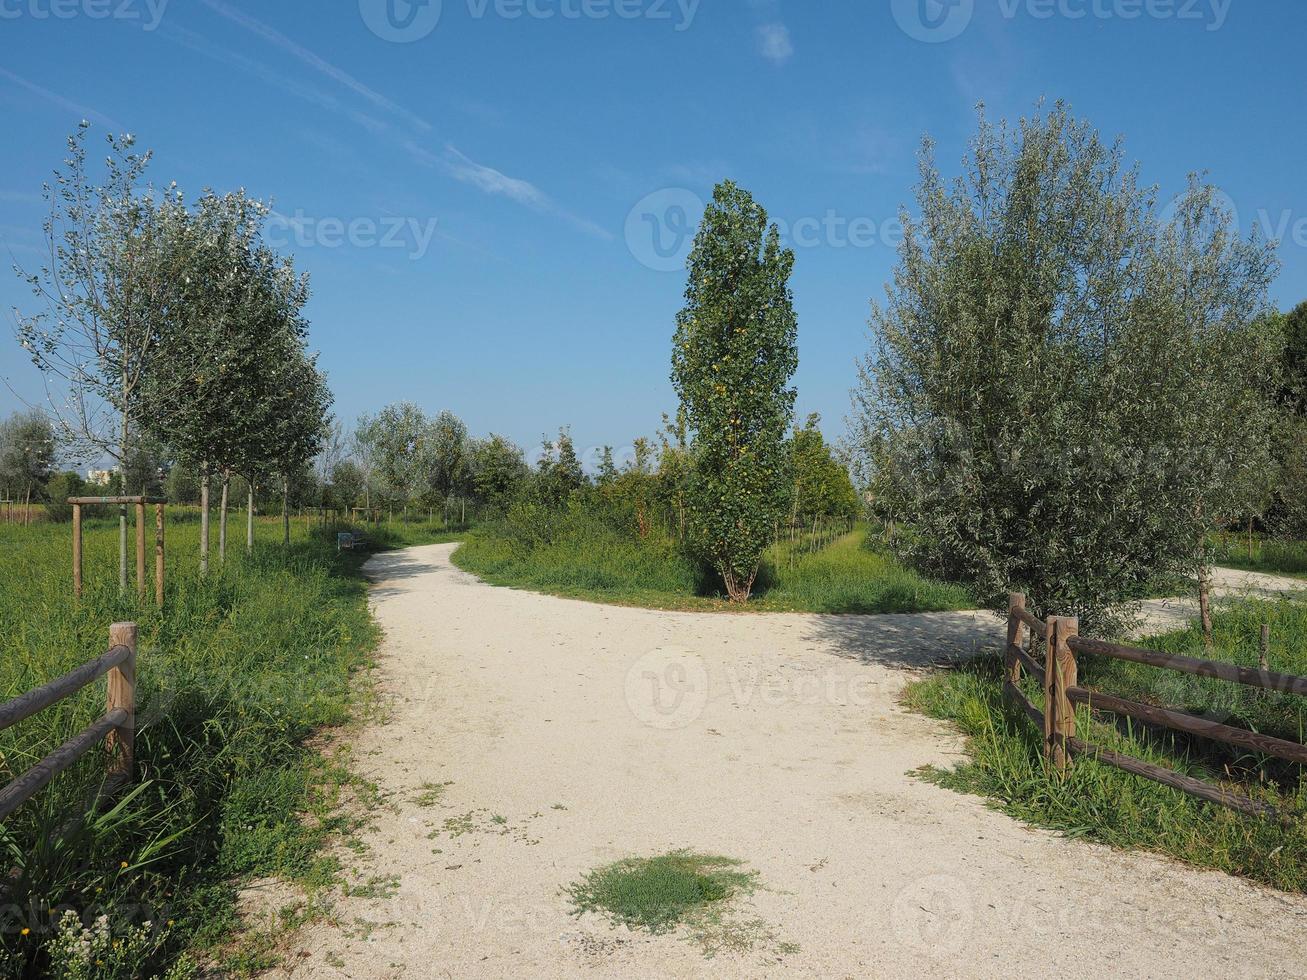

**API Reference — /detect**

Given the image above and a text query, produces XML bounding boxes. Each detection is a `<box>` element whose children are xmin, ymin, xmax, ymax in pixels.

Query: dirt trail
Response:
<box><xmin>266</xmin><ymin>544</ymin><xmax>1307</xmax><ymax>979</ymax></box>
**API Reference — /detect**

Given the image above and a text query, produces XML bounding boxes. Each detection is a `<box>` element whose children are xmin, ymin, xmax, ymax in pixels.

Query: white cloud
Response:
<box><xmin>0</xmin><ymin>67</ymin><xmax>125</xmax><ymax>131</ymax></box>
<box><xmin>442</xmin><ymin>146</ymin><xmax>551</xmax><ymax>211</ymax></box>
<box><xmin>757</xmin><ymin>22</ymin><xmax>794</xmax><ymax>65</ymax></box>
<box><xmin>412</xmin><ymin>144</ymin><xmax>611</xmax><ymax>241</ymax></box>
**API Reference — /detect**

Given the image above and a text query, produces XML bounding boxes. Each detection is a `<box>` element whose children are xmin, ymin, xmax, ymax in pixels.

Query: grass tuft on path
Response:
<box><xmin>566</xmin><ymin>852</ymin><xmax>758</xmax><ymax>935</ymax></box>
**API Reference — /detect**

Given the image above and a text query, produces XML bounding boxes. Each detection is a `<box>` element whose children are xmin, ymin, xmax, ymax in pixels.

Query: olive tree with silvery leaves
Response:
<box><xmin>852</xmin><ymin>104</ymin><xmax>1281</xmax><ymax>630</ymax></box>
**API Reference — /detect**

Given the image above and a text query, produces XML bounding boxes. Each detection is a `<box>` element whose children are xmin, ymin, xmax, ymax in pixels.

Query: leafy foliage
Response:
<box><xmin>788</xmin><ymin>414</ymin><xmax>860</xmax><ymax>527</ymax></box>
<box><xmin>853</xmin><ymin>104</ymin><xmax>1281</xmax><ymax>628</ymax></box>
<box><xmin>672</xmin><ymin>181</ymin><xmax>799</xmax><ymax>602</ymax></box>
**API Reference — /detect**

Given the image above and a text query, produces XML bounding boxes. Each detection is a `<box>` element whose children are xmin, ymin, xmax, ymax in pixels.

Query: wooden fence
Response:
<box><xmin>1005</xmin><ymin>593</ymin><xmax>1306</xmax><ymax>820</ymax></box>
<box><xmin>0</xmin><ymin>623</ymin><xmax>137</xmax><ymax>822</ymax></box>
<box><xmin>69</xmin><ymin>496</ymin><xmax>167</xmax><ymax>607</ymax></box>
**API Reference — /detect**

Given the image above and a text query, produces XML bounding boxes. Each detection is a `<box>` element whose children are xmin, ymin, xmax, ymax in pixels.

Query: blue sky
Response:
<box><xmin>2</xmin><ymin>0</ymin><xmax>1305</xmax><ymax>466</ymax></box>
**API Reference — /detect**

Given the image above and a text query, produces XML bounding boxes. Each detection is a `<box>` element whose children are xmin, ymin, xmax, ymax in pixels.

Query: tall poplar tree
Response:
<box><xmin>672</xmin><ymin>181</ymin><xmax>798</xmax><ymax>602</ymax></box>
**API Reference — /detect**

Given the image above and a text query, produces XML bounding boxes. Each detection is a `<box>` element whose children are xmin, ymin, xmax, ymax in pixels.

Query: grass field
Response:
<box><xmin>0</xmin><ymin>512</ymin><xmax>450</xmax><ymax>978</ymax></box>
<box><xmin>451</xmin><ymin>525</ymin><xmax>974</xmax><ymax>614</ymax></box>
<box><xmin>1211</xmin><ymin>534</ymin><xmax>1307</xmax><ymax>580</ymax></box>
<box><xmin>904</xmin><ymin>597</ymin><xmax>1307</xmax><ymax>893</ymax></box>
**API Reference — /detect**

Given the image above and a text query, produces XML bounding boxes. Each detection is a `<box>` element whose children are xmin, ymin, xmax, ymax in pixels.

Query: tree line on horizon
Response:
<box><xmin>6</xmin><ymin>105</ymin><xmax>1307</xmax><ymax>622</ymax></box>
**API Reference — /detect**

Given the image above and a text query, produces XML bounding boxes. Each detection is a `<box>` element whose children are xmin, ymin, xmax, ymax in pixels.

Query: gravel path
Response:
<box><xmin>264</xmin><ymin>544</ymin><xmax>1307</xmax><ymax>979</ymax></box>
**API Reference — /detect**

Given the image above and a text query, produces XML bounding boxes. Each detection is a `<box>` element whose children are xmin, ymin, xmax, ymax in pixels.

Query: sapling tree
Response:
<box><xmin>138</xmin><ymin>190</ymin><xmax>302</xmax><ymax>569</ymax></box>
<box><xmin>0</xmin><ymin>411</ymin><xmax>56</xmax><ymax>524</ymax></box>
<box><xmin>13</xmin><ymin>124</ymin><xmax>190</xmax><ymax>582</ymax></box>
<box><xmin>466</xmin><ymin>434</ymin><xmax>528</xmax><ymax>509</ymax></box>
<box><xmin>672</xmin><ymin>180</ymin><xmax>798</xmax><ymax>602</ymax></box>
<box><xmin>355</xmin><ymin>403</ymin><xmax>433</xmax><ymax>520</ymax></box>
<box><xmin>852</xmin><ymin>104</ymin><xmax>1281</xmax><ymax>628</ymax></box>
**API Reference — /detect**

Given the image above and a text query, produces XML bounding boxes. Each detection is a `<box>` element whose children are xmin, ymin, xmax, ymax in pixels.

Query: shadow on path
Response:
<box><xmin>803</xmin><ymin>610</ymin><xmax>1005</xmax><ymax>670</ymax></box>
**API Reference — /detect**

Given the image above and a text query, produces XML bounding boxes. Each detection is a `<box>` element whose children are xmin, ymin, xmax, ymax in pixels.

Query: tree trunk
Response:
<box><xmin>247</xmin><ymin>484</ymin><xmax>255</xmax><ymax>554</ymax></box>
<box><xmin>1198</xmin><ymin>564</ymin><xmax>1214</xmax><ymax>646</ymax></box>
<box><xmin>219</xmin><ymin>471</ymin><xmax>229</xmax><ymax>564</ymax></box>
<box><xmin>721</xmin><ymin>565</ymin><xmax>758</xmax><ymax>604</ymax></box>
<box><xmin>120</xmin><ymin>376</ymin><xmax>130</xmax><ymax>589</ymax></box>
<box><xmin>282</xmin><ymin>475</ymin><xmax>291</xmax><ymax>546</ymax></box>
<box><xmin>200</xmin><ymin>468</ymin><xmax>210</xmax><ymax>577</ymax></box>
<box><xmin>23</xmin><ymin>484</ymin><xmax>31</xmax><ymax>527</ymax></box>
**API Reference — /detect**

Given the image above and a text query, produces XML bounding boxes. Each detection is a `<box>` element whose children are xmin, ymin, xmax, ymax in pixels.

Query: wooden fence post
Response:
<box><xmin>106</xmin><ymin>622</ymin><xmax>137</xmax><ymax>783</ymax></box>
<box><xmin>135</xmin><ymin>501</ymin><xmax>147</xmax><ymax>602</ymax></box>
<box><xmin>72</xmin><ymin>502</ymin><xmax>83</xmax><ymax>599</ymax></box>
<box><xmin>1005</xmin><ymin>593</ymin><xmax>1027</xmax><ymax>698</ymax></box>
<box><xmin>1049</xmin><ymin>617</ymin><xmax>1079</xmax><ymax>773</ymax></box>
<box><xmin>1043</xmin><ymin>616</ymin><xmax>1058</xmax><ymax>766</ymax></box>
<box><xmin>155</xmin><ymin>503</ymin><xmax>165</xmax><ymax>610</ymax></box>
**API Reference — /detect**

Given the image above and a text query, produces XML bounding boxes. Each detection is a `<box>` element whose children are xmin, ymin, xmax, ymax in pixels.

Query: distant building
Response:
<box><xmin>87</xmin><ymin>469</ymin><xmax>115</xmax><ymax>487</ymax></box>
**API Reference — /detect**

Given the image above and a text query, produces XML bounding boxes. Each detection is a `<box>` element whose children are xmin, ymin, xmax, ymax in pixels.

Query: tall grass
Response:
<box><xmin>453</xmin><ymin>513</ymin><xmax>973</xmax><ymax>614</ymax></box>
<box><xmin>0</xmin><ymin>514</ymin><xmax>441</xmax><ymax>977</ymax></box>
<box><xmin>905</xmin><ymin>597</ymin><xmax>1307</xmax><ymax>892</ymax></box>
<box><xmin>1211</xmin><ymin>534</ymin><xmax>1307</xmax><ymax>579</ymax></box>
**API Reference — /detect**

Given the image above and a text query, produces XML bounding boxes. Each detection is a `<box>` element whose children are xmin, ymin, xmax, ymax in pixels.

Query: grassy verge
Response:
<box><xmin>1210</xmin><ymin>535</ymin><xmax>1307</xmax><ymax>580</ymax></box>
<box><xmin>904</xmin><ymin>597</ymin><xmax>1307</xmax><ymax>893</ymax></box>
<box><xmin>452</xmin><ymin>525</ymin><xmax>973</xmax><ymax>614</ymax></box>
<box><xmin>0</xmin><ymin>513</ymin><xmax>453</xmax><ymax>977</ymax></box>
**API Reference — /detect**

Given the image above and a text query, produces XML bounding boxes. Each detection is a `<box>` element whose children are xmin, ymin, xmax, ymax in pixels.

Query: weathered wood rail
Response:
<box><xmin>0</xmin><ymin>623</ymin><xmax>137</xmax><ymax>822</ymax></box>
<box><xmin>1004</xmin><ymin>593</ymin><xmax>1302</xmax><ymax>820</ymax></box>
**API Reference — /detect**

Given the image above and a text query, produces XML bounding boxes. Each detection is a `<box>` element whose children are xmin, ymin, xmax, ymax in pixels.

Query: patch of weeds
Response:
<box><xmin>566</xmin><ymin>851</ymin><xmax>758</xmax><ymax>936</ymax></box>
<box><xmin>414</xmin><ymin>781</ymin><xmax>453</xmax><ymax>808</ymax></box>
<box><xmin>343</xmin><ymin>875</ymin><xmax>400</xmax><ymax>900</ymax></box>
<box><xmin>439</xmin><ymin>811</ymin><xmax>480</xmax><ymax>838</ymax></box>
<box><xmin>430</xmin><ymin>808</ymin><xmax>539</xmax><ymax>845</ymax></box>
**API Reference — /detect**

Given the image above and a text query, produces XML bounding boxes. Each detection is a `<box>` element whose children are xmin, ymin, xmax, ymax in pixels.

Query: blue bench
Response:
<box><xmin>336</xmin><ymin>531</ymin><xmax>369</xmax><ymax>552</ymax></box>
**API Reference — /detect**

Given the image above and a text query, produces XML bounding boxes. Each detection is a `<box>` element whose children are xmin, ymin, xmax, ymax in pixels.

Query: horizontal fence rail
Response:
<box><xmin>1004</xmin><ymin>593</ymin><xmax>1306</xmax><ymax>821</ymax></box>
<box><xmin>0</xmin><ymin>623</ymin><xmax>137</xmax><ymax>823</ymax></box>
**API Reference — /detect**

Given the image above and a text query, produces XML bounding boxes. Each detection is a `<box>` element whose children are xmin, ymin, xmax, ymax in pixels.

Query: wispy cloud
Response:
<box><xmin>442</xmin><ymin>146</ymin><xmax>551</xmax><ymax>210</ymax></box>
<box><xmin>409</xmin><ymin>143</ymin><xmax>611</xmax><ymax>241</ymax></box>
<box><xmin>748</xmin><ymin>0</ymin><xmax>792</xmax><ymax>65</ymax></box>
<box><xmin>198</xmin><ymin>0</ymin><xmax>430</xmax><ymax>133</ymax></box>
<box><xmin>160</xmin><ymin>23</ymin><xmax>392</xmax><ymax>135</ymax></box>
<box><xmin>756</xmin><ymin>23</ymin><xmax>794</xmax><ymax>65</ymax></box>
<box><xmin>0</xmin><ymin>67</ymin><xmax>125</xmax><ymax>131</ymax></box>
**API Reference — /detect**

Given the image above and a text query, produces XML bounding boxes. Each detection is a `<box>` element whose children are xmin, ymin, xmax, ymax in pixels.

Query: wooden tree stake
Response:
<box><xmin>155</xmin><ymin>503</ymin><xmax>165</xmax><ymax>609</ymax></box>
<box><xmin>72</xmin><ymin>502</ymin><xmax>83</xmax><ymax>599</ymax></box>
<box><xmin>135</xmin><ymin>501</ymin><xmax>147</xmax><ymax>602</ymax></box>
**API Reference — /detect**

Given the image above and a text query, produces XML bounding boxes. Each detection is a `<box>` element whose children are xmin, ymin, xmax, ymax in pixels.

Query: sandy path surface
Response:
<box><xmin>266</xmin><ymin>544</ymin><xmax>1307</xmax><ymax>979</ymax></box>
<box><xmin>1138</xmin><ymin>566</ymin><xmax>1306</xmax><ymax>633</ymax></box>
